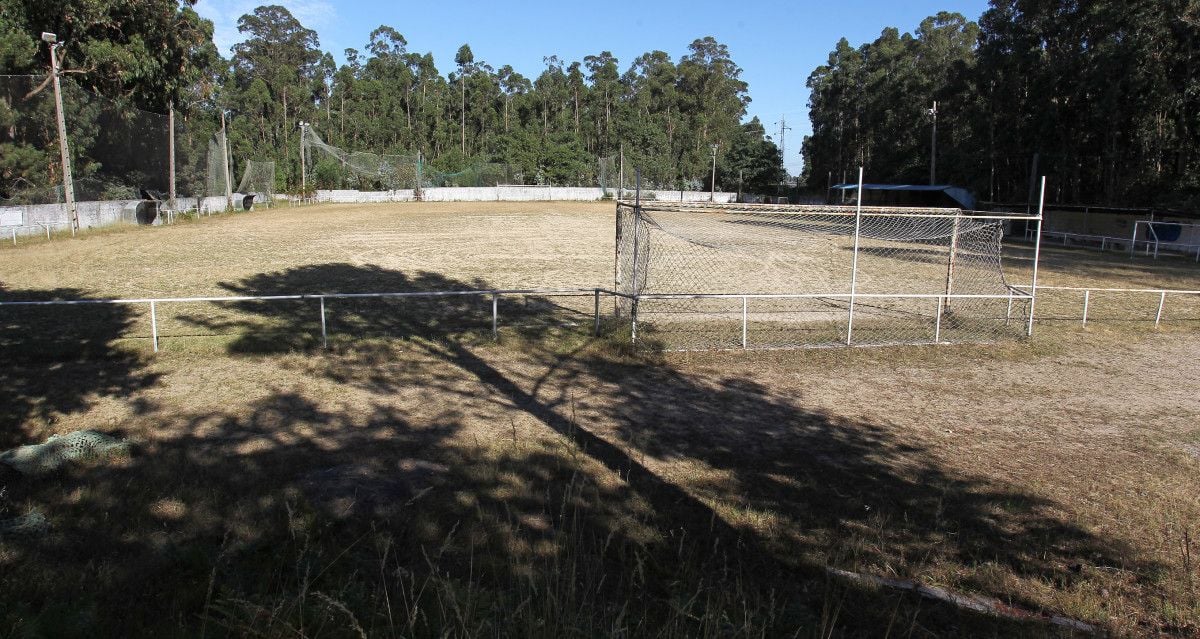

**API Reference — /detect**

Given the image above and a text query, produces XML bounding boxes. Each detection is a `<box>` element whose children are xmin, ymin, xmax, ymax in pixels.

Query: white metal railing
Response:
<box><xmin>2</xmin><ymin>220</ymin><xmax>76</xmax><ymax>244</ymax></box>
<box><xmin>606</xmin><ymin>289</ymin><xmax>1032</xmax><ymax>348</ymax></box>
<box><xmin>1037</xmin><ymin>285</ymin><xmax>1200</xmax><ymax>327</ymax></box>
<box><xmin>0</xmin><ymin>288</ymin><xmax>612</xmax><ymax>353</ymax></box>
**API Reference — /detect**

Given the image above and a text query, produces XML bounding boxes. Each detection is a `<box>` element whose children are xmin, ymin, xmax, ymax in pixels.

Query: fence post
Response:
<box><xmin>1082</xmin><ymin>290</ymin><xmax>1090</xmax><ymax>326</ymax></box>
<box><xmin>150</xmin><ymin>300</ymin><xmax>159</xmax><ymax>353</ymax></box>
<box><xmin>593</xmin><ymin>289</ymin><xmax>601</xmax><ymax>336</ymax></box>
<box><xmin>492</xmin><ymin>293</ymin><xmax>499</xmax><ymax>340</ymax></box>
<box><xmin>319</xmin><ymin>296</ymin><xmax>327</xmax><ymax>349</ymax></box>
<box><xmin>10</xmin><ymin>228</ymin><xmax>15</xmax><ymax>245</ymax></box>
<box><xmin>934</xmin><ymin>296</ymin><xmax>944</xmax><ymax>343</ymax></box>
<box><xmin>944</xmin><ymin>213</ymin><xmax>960</xmax><ymax>311</ymax></box>
<box><xmin>742</xmin><ymin>296</ymin><xmax>748</xmax><ymax>349</ymax></box>
<box><xmin>1005</xmin><ymin>292</ymin><xmax>1014</xmax><ymax>326</ymax></box>
<box><xmin>846</xmin><ymin>166</ymin><xmax>864</xmax><ymax>346</ymax></box>
<box><xmin>1156</xmin><ymin>291</ymin><xmax>1166</xmax><ymax>327</ymax></box>
<box><xmin>1027</xmin><ymin>176</ymin><xmax>1046</xmax><ymax>337</ymax></box>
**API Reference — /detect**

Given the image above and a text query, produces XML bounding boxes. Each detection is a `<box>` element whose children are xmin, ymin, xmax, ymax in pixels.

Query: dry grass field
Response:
<box><xmin>2</xmin><ymin>202</ymin><xmax>1199</xmax><ymax>637</ymax></box>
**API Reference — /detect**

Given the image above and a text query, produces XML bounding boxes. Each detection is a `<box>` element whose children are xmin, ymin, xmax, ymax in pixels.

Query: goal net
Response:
<box><xmin>615</xmin><ymin>201</ymin><xmax>1032</xmax><ymax>350</ymax></box>
<box><xmin>302</xmin><ymin>127</ymin><xmax>420</xmax><ymax>190</ymax></box>
<box><xmin>236</xmin><ymin>160</ymin><xmax>276</xmax><ymax>206</ymax></box>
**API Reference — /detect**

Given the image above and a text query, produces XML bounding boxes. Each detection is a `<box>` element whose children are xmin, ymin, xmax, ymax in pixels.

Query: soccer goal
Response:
<box><xmin>614</xmin><ymin>198</ymin><xmax>1042</xmax><ymax>350</ymax></box>
<box><xmin>1130</xmin><ymin>220</ymin><xmax>1200</xmax><ymax>261</ymax></box>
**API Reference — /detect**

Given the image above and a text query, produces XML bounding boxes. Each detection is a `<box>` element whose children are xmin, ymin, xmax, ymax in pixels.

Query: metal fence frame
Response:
<box><xmin>0</xmin><ymin>288</ymin><xmax>612</xmax><ymax>353</ymax></box>
<box><xmin>1036</xmin><ymin>285</ymin><xmax>1200</xmax><ymax>327</ymax></box>
<box><xmin>615</xmin><ymin>171</ymin><xmax>1048</xmax><ymax>350</ymax></box>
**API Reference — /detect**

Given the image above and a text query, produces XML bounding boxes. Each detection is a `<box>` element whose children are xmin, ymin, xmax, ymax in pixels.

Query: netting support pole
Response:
<box><xmin>846</xmin><ymin>166</ymin><xmax>864</xmax><ymax>346</ymax></box>
<box><xmin>220</xmin><ymin>110</ymin><xmax>233</xmax><ymax>211</ymax></box>
<box><xmin>618</xmin><ymin>144</ymin><xmax>624</xmax><ymax>200</ymax></box>
<box><xmin>944</xmin><ymin>213</ymin><xmax>960</xmax><ymax>312</ymax></box>
<box><xmin>1026</xmin><ymin>176</ymin><xmax>1046</xmax><ymax>337</ymax></box>
<box><xmin>319</xmin><ymin>296</ymin><xmax>327</xmax><ymax>349</ymax></box>
<box><xmin>150</xmin><ymin>301</ymin><xmax>159</xmax><ymax>353</ymax></box>
<box><xmin>1005</xmin><ymin>292</ymin><xmax>1013</xmax><ymax>326</ymax></box>
<box><xmin>492</xmin><ymin>294</ymin><xmax>499</xmax><ymax>340</ymax></box>
<box><xmin>48</xmin><ymin>40</ymin><xmax>79</xmax><ymax>232</ymax></box>
<box><xmin>168</xmin><ymin>100</ymin><xmax>176</xmax><ymax>209</ymax></box>
<box><xmin>1082</xmin><ymin>290</ymin><xmax>1090</xmax><ymax>326</ymax></box>
<box><xmin>1129</xmin><ymin>222</ymin><xmax>1138</xmax><ymax>258</ymax></box>
<box><xmin>1156</xmin><ymin>291</ymin><xmax>1166</xmax><ymax>327</ymax></box>
<box><xmin>630</xmin><ymin>169</ymin><xmax>642</xmax><ymax>345</ymax></box>
<box><xmin>742</xmin><ymin>296</ymin><xmax>748</xmax><ymax>349</ymax></box>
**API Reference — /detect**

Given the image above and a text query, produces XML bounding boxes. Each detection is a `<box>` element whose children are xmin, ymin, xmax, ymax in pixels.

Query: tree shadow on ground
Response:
<box><xmin>0</xmin><ymin>285</ymin><xmax>158</xmax><ymax>448</ymax></box>
<box><xmin>0</xmin><ymin>265</ymin><xmax>1157</xmax><ymax>637</ymax></box>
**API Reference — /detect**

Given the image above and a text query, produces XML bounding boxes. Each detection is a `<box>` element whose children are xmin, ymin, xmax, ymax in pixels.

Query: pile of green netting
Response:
<box><xmin>0</xmin><ymin>430</ymin><xmax>131</xmax><ymax>538</ymax></box>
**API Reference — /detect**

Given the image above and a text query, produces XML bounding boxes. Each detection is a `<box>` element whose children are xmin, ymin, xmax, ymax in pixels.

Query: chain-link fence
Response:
<box><xmin>614</xmin><ymin>201</ymin><xmax>1039</xmax><ymax>350</ymax></box>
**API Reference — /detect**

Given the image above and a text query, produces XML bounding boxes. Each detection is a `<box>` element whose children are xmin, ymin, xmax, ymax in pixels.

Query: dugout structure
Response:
<box><xmin>614</xmin><ymin>198</ymin><xmax>1043</xmax><ymax>350</ymax></box>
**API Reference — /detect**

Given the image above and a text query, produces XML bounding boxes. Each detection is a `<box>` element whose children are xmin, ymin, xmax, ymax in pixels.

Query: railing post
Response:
<box><xmin>934</xmin><ymin>296</ymin><xmax>943</xmax><ymax>343</ymax></box>
<box><xmin>741</xmin><ymin>296</ymin><xmax>748</xmax><ymax>349</ymax></box>
<box><xmin>593</xmin><ymin>289</ymin><xmax>601</xmax><ymax>337</ymax></box>
<box><xmin>319</xmin><ymin>296</ymin><xmax>327</xmax><ymax>349</ymax></box>
<box><xmin>492</xmin><ymin>293</ymin><xmax>499</xmax><ymax>340</ymax></box>
<box><xmin>1082</xmin><ymin>290</ymin><xmax>1090</xmax><ymax>326</ymax></box>
<box><xmin>150</xmin><ymin>300</ymin><xmax>159</xmax><ymax>353</ymax></box>
<box><xmin>1005</xmin><ymin>292</ymin><xmax>1014</xmax><ymax>326</ymax></box>
<box><xmin>1156</xmin><ymin>291</ymin><xmax>1166</xmax><ymax>327</ymax></box>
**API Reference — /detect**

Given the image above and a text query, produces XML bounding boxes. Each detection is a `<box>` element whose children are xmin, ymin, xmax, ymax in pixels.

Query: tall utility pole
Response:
<box><xmin>709</xmin><ymin>144</ymin><xmax>719</xmax><ymax>202</ymax></box>
<box><xmin>929</xmin><ymin>101</ymin><xmax>938</xmax><ymax>185</ymax></box>
<box><xmin>220</xmin><ymin>109</ymin><xmax>233</xmax><ymax>210</ymax></box>
<box><xmin>460</xmin><ymin>75</ymin><xmax>466</xmax><ymax>154</ymax></box>
<box><xmin>776</xmin><ymin>115</ymin><xmax>792</xmax><ymax>197</ymax></box>
<box><xmin>44</xmin><ymin>33</ymin><xmax>78</xmax><ymax>231</ymax></box>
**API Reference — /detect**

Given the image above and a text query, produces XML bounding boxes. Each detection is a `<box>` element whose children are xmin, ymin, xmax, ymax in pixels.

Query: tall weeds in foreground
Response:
<box><xmin>198</xmin><ymin>429</ymin><xmax>821</xmax><ymax>638</ymax></box>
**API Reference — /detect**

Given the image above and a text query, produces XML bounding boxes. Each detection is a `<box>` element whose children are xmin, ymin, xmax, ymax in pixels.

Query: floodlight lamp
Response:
<box><xmin>41</xmin><ymin>32</ymin><xmax>57</xmax><ymax>43</ymax></box>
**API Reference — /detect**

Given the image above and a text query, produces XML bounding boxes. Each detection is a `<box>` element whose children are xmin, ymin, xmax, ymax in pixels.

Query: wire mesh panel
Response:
<box><xmin>615</xmin><ymin>201</ymin><xmax>1032</xmax><ymax>350</ymax></box>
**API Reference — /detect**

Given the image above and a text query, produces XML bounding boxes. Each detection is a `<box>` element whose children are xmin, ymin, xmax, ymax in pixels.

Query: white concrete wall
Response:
<box><xmin>0</xmin><ymin>194</ymin><xmax>252</xmax><ymax>238</ymax></box>
<box><xmin>315</xmin><ymin>186</ymin><xmax>736</xmax><ymax>204</ymax></box>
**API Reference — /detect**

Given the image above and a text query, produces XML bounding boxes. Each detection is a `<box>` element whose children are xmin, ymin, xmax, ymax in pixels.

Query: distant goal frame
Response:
<box><xmin>612</xmin><ymin>177</ymin><xmax>1047</xmax><ymax>351</ymax></box>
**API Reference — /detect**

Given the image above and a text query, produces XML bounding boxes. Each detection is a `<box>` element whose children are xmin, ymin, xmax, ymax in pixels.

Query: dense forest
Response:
<box><xmin>0</xmin><ymin>1</ymin><xmax>785</xmax><ymax>196</ymax></box>
<box><xmin>803</xmin><ymin>2</ymin><xmax>1200</xmax><ymax>208</ymax></box>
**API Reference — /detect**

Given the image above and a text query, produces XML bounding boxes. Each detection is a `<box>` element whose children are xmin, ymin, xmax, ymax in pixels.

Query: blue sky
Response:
<box><xmin>194</xmin><ymin>0</ymin><xmax>992</xmax><ymax>175</ymax></box>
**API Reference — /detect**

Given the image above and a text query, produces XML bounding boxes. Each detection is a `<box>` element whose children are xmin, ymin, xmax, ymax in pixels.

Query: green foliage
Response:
<box><xmin>803</xmin><ymin>2</ymin><xmax>1200</xmax><ymax>208</ymax></box>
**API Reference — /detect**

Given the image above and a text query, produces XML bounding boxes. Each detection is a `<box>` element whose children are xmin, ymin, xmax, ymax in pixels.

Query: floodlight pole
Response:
<box><xmin>846</xmin><ymin>166</ymin><xmax>864</xmax><ymax>345</ymax></box>
<box><xmin>929</xmin><ymin>101</ymin><xmax>938</xmax><ymax>185</ymax></box>
<box><xmin>46</xmin><ymin>35</ymin><xmax>79</xmax><ymax>231</ymax></box>
<box><xmin>298</xmin><ymin>121</ymin><xmax>308</xmax><ymax>197</ymax></box>
<box><xmin>1026</xmin><ymin>176</ymin><xmax>1046</xmax><ymax>337</ymax></box>
<box><xmin>220</xmin><ymin>109</ymin><xmax>233</xmax><ymax>211</ymax></box>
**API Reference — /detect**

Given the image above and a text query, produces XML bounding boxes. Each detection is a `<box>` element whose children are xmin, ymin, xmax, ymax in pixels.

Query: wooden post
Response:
<box><xmin>47</xmin><ymin>39</ymin><xmax>78</xmax><ymax>231</ymax></box>
<box><xmin>168</xmin><ymin>100</ymin><xmax>176</xmax><ymax>208</ymax></box>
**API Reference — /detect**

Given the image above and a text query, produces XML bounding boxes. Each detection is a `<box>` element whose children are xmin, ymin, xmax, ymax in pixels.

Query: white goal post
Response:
<box><xmin>614</xmin><ymin>193</ymin><xmax>1043</xmax><ymax>351</ymax></box>
<box><xmin>1130</xmin><ymin>220</ymin><xmax>1200</xmax><ymax>261</ymax></box>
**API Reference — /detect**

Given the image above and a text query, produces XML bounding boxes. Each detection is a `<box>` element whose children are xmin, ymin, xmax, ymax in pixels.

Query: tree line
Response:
<box><xmin>803</xmin><ymin>1</ymin><xmax>1200</xmax><ymax>209</ymax></box>
<box><xmin>0</xmin><ymin>1</ymin><xmax>785</xmax><ymax>197</ymax></box>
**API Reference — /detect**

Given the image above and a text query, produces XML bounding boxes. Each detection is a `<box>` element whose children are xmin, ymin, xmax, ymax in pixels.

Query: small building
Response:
<box><xmin>829</xmin><ymin>183</ymin><xmax>977</xmax><ymax>210</ymax></box>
